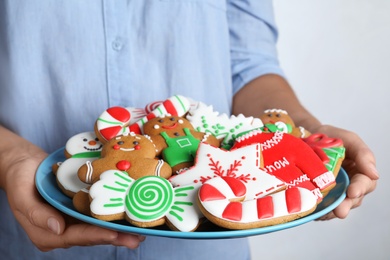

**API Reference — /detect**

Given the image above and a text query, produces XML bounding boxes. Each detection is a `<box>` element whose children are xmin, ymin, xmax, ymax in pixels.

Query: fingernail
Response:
<box><xmin>371</xmin><ymin>166</ymin><xmax>380</xmax><ymax>179</ymax></box>
<box><xmin>47</xmin><ymin>217</ymin><xmax>60</xmax><ymax>235</ymax></box>
<box><xmin>138</xmin><ymin>235</ymin><xmax>146</xmax><ymax>242</ymax></box>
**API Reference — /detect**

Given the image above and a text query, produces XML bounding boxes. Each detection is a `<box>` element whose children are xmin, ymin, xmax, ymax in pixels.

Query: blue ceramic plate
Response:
<box><xmin>35</xmin><ymin>147</ymin><xmax>349</xmax><ymax>239</ymax></box>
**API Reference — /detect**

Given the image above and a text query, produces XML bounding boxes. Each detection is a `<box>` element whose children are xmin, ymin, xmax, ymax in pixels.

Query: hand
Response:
<box><xmin>4</xmin><ymin>151</ymin><xmax>145</xmax><ymax>252</ymax></box>
<box><xmin>313</xmin><ymin>125</ymin><xmax>378</xmax><ymax>220</ymax></box>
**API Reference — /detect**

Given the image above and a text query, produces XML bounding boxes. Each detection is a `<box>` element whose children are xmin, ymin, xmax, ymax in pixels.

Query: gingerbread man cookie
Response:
<box><xmin>143</xmin><ymin>115</ymin><xmax>220</xmax><ymax>174</ymax></box>
<box><xmin>259</xmin><ymin>109</ymin><xmax>311</xmax><ymax>138</ymax></box>
<box><xmin>77</xmin><ymin>132</ymin><xmax>172</xmax><ymax>184</ymax></box>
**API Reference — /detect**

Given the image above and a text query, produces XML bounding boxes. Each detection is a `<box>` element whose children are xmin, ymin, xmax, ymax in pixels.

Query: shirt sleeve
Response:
<box><xmin>227</xmin><ymin>0</ymin><xmax>286</xmax><ymax>94</ymax></box>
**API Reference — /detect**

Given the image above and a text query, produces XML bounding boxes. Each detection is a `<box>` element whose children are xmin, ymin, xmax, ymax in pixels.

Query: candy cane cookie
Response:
<box><xmin>95</xmin><ymin>106</ymin><xmax>147</xmax><ymax>143</ymax></box>
<box><xmin>198</xmin><ymin>176</ymin><xmax>317</xmax><ymax>230</ymax></box>
<box><xmin>128</xmin><ymin>95</ymin><xmax>191</xmax><ymax>134</ymax></box>
<box><xmin>89</xmin><ymin>170</ymin><xmax>202</xmax><ymax>232</ymax></box>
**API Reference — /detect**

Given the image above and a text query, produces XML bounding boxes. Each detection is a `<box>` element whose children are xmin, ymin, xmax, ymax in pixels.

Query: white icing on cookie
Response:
<box><xmin>186</xmin><ymin>102</ymin><xmax>263</xmax><ymax>149</ymax></box>
<box><xmin>169</xmin><ymin>143</ymin><xmax>285</xmax><ymax>199</ymax></box>
<box><xmin>56</xmin><ymin>132</ymin><xmax>102</xmax><ymax>197</ymax></box>
<box><xmin>199</xmin><ymin>176</ymin><xmax>317</xmax><ymax>228</ymax></box>
<box><xmin>89</xmin><ymin>170</ymin><xmax>202</xmax><ymax>232</ymax></box>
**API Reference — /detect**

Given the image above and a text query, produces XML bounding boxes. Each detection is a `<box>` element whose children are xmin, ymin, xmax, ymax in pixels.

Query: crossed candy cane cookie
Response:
<box><xmin>95</xmin><ymin>95</ymin><xmax>191</xmax><ymax>142</ymax></box>
<box><xmin>186</xmin><ymin>102</ymin><xmax>263</xmax><ymax>149</ymax></box>
<box><xmin>89</xmin><ymin>170</ymin><xmax>202</xmax><ymax>232</ymax></box>
<box><xmin>198</xmin><ymin>176</ymin><xmax>317</xmax><ymax>229</ymax></box>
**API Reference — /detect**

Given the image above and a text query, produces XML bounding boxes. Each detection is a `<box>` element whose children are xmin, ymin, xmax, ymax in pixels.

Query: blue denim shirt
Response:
<box><xmin>0</xmin><ymin>1</ymin><xmax>283</xmax><ymax>259</ymax></box>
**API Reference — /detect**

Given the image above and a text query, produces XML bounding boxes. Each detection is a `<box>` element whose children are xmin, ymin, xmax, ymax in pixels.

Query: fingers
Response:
<box><xmin>317</xmin><ymin>173</ymin><xmax>377</xmax><ymax>221</ymax></box>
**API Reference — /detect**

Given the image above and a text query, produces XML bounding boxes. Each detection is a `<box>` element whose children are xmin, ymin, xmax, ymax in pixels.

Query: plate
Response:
<box><xmin>35</xmin><ymin>147</ymin><xmax>349</xmax><ymax>239</ymax></box>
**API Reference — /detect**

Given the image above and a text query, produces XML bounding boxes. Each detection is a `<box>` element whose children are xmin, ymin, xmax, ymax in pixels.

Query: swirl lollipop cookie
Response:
<box><xmin>89</xmin><ymin>170</ymin><xmax>202</xmax><ymax>232</ymax></box>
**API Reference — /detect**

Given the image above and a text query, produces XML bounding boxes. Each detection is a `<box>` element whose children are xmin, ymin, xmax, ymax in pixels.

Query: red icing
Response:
<box><xmin>113</xmin><ymin>144</ymin><xmax>120</xmax><ymax>150</ymax></box>
<box><xmin>199</xmin><ymin>183</ymin><xmax>226</xmax><ymax>202</ymax></box>
<box><xmin>285</xmin><ymin>187</ymin><xmax>302</xmax><ymax>213</ymax></box>
<box><xmin>163</xmin><ymin>99</ymin><xmax>178</xmax><ymax>116</ymax></box>
<box><xmin>129</xmin><ymin>123</ymin><xmax>142</xmax><ymax>134</ymax></box>
<box><xmin>100</xmin><ymin>126</ymin><xmax>123</xmax><ymax>141</ymax></box>
<box><xmin>233</xmin><ymin>131</ymin><xmax>334</xmax><ymax>202</ymax></box>
<box><xmin>221</xmin><ymin>176</ymin><xmax>246</xmax><ymax>197</ymax></box>
<box><xmin>222</xmin><ymin>202</ymin><xmax>242</xmax><ymax>221</ymax></box>
<box><xmin>303</xmin><ymin>133</ymin><xmax>343</xmax><ymax>149</ymax></box>
<box><xmin>116</xmin><ymin>160</ymin><xmax>131</xmax><ymax>171</ymax></box>
<box><xmin>134</xmin><ymin>145</ymin><xmax>141</xmax><ymax>150</ymax></box>
<box><xmin>162</xmin><ymin>122</ymin><xmax>178</xmax><ymax>129</ymax></box>
<box><xmin>256</xmin><ymin>196</ymin><xmax>274</xmax><ymax>219</ymax></box>
<box><xmin>107</xmin><ymin>106</ymin><xmax>131</xmax><ymax>123</ymax></box>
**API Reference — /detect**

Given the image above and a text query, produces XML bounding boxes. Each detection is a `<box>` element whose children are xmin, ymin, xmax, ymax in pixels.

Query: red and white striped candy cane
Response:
<box><xmin>198</xmin><ymin>176</ymin><xmax>317</xmax><ymax>229</ymax></box>
<box><xmin>95</xmin><ymin>106</ymin><xmax>146</xmax><ymax>143</ymax></box>
<box><xmin>128</xmin><ymin>95</ymin><xmax>190</xmax><ymax>134</ymax></box>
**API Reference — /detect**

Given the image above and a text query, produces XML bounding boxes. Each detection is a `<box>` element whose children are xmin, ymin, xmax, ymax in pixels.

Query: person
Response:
<box><xmin>0</xmin><ymin>1</ymin><xmax>378</xmax><ymax>259</ymax></box>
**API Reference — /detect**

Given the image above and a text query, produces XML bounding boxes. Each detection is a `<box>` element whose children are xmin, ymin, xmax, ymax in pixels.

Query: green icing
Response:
<box><xmin>125</xmin><ymin>176</ymin><xmax>174</xmax><ymax>220</ymax></box>
<box><xmin>71</xmin><ymin>151</ymin><xmax>101</xmax><ymax>158</ymax></box>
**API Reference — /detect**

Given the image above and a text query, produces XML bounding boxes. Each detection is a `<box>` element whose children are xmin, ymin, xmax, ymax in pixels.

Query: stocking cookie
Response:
<box><xmin>89</xmin><ymin>170</ymin><xmax>202</xmax><ymax>232</ymax></box>
<box><xmin>77</xmin><ymin>132</ymin><xmax>172</xmax><ymax>184</ymax></box>
<box><xmin>143</xmin><ymin>115</ymin><xmax>220</xmax><ymax>174</ymax></box>
<box><xmin>198</xmin><ymin>176</ymin><xmax>317</xmax><ymax>229</ymax></box>
<box><xmin>54</xmin><ymin>131</ymin><xmax>102</xmax><ymax>198</ymax></box>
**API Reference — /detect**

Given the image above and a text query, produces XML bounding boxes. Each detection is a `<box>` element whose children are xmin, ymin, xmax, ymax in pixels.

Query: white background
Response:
<box><xmin>249</xmin><ymin>1</ymin><xmax>390</xmax><ymax>259</ymax></box>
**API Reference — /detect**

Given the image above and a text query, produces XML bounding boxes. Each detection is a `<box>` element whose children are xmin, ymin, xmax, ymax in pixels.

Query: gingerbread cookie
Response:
<box><xmin>232</xmin><ymin>131</ymin><xmax>336</xmax><ymax>203</ymax></box>
<box><xmin>186</xmin><ymin>102</ymin><xmax>263</xmax><ymax>149</ymax></box>
<box><xmin>54</xmin><ymin>131</ymin><xmax>102</xmax><ymax>198</ymax></box>
<box><xmin>77</xmin><ymin>132</ymin><xmax>172</xmax><ymax>184</ymax></box>
<box><xmin>143</xmin><ymin>115</ymin><xmax>220</xmax><ymax>174</ymax></box>
<box><xmin>89</xmin><ymin>170</ymin><xmax>202</xmax><ymax>231</ymax></box>
<box><xmin>259</xmin><ymin>109</ymin><xmax>311</xmax><ymax>138</ymax></box>
<box><xmin>198</xmin><ymin>176</ymin><xmax>317</xmax><ymax>229</ymax></box>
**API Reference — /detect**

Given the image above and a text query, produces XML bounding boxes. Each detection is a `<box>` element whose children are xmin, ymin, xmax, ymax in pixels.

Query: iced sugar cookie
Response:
<box><xmin>55</xmin><ymin>131</ymin><xmax>102</xmax><ymax>198</ymax></box>
<box><xmin>198</xmin><ymin>176</ymin><xmax>317</xmax><ymax>229</ymax></box>
<box><xmin>169</xmin><ymin>142</ymin><xmax>285</xmax><ymax>199</ymax></box>
<box><xmin>232</xmin><ymin>131</ymin><xmax>336</xmax><ymax>203</ymax></box>
<box><xmin>78</xmin><ymin>132</ymin><xmax>172</xmax><ymax>184</ymax></box>
<box><xmin>143</xmin><ymin>115</ymin><xmax>220</xmax><ymax>174</ymax></box>
<box><xmin>89</xmin><ymin>170</ymin><xmax>202</xmax><ymax>232</ymax></box>
<box><xmin>186</xmin><ymin>102</ymin><xmax>263</xmax><ymax>149</ymax></box>
<box><xmin>259</xmin><ymin>109</ymin><xmax>311</xmax><ymax>138</ymax></box>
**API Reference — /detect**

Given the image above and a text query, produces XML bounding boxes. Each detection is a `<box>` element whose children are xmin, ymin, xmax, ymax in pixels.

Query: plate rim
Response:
<box><xmin>35</xmin><ymin>147</ymin><xmax>349</xmax><ymax>239</ymax></box>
